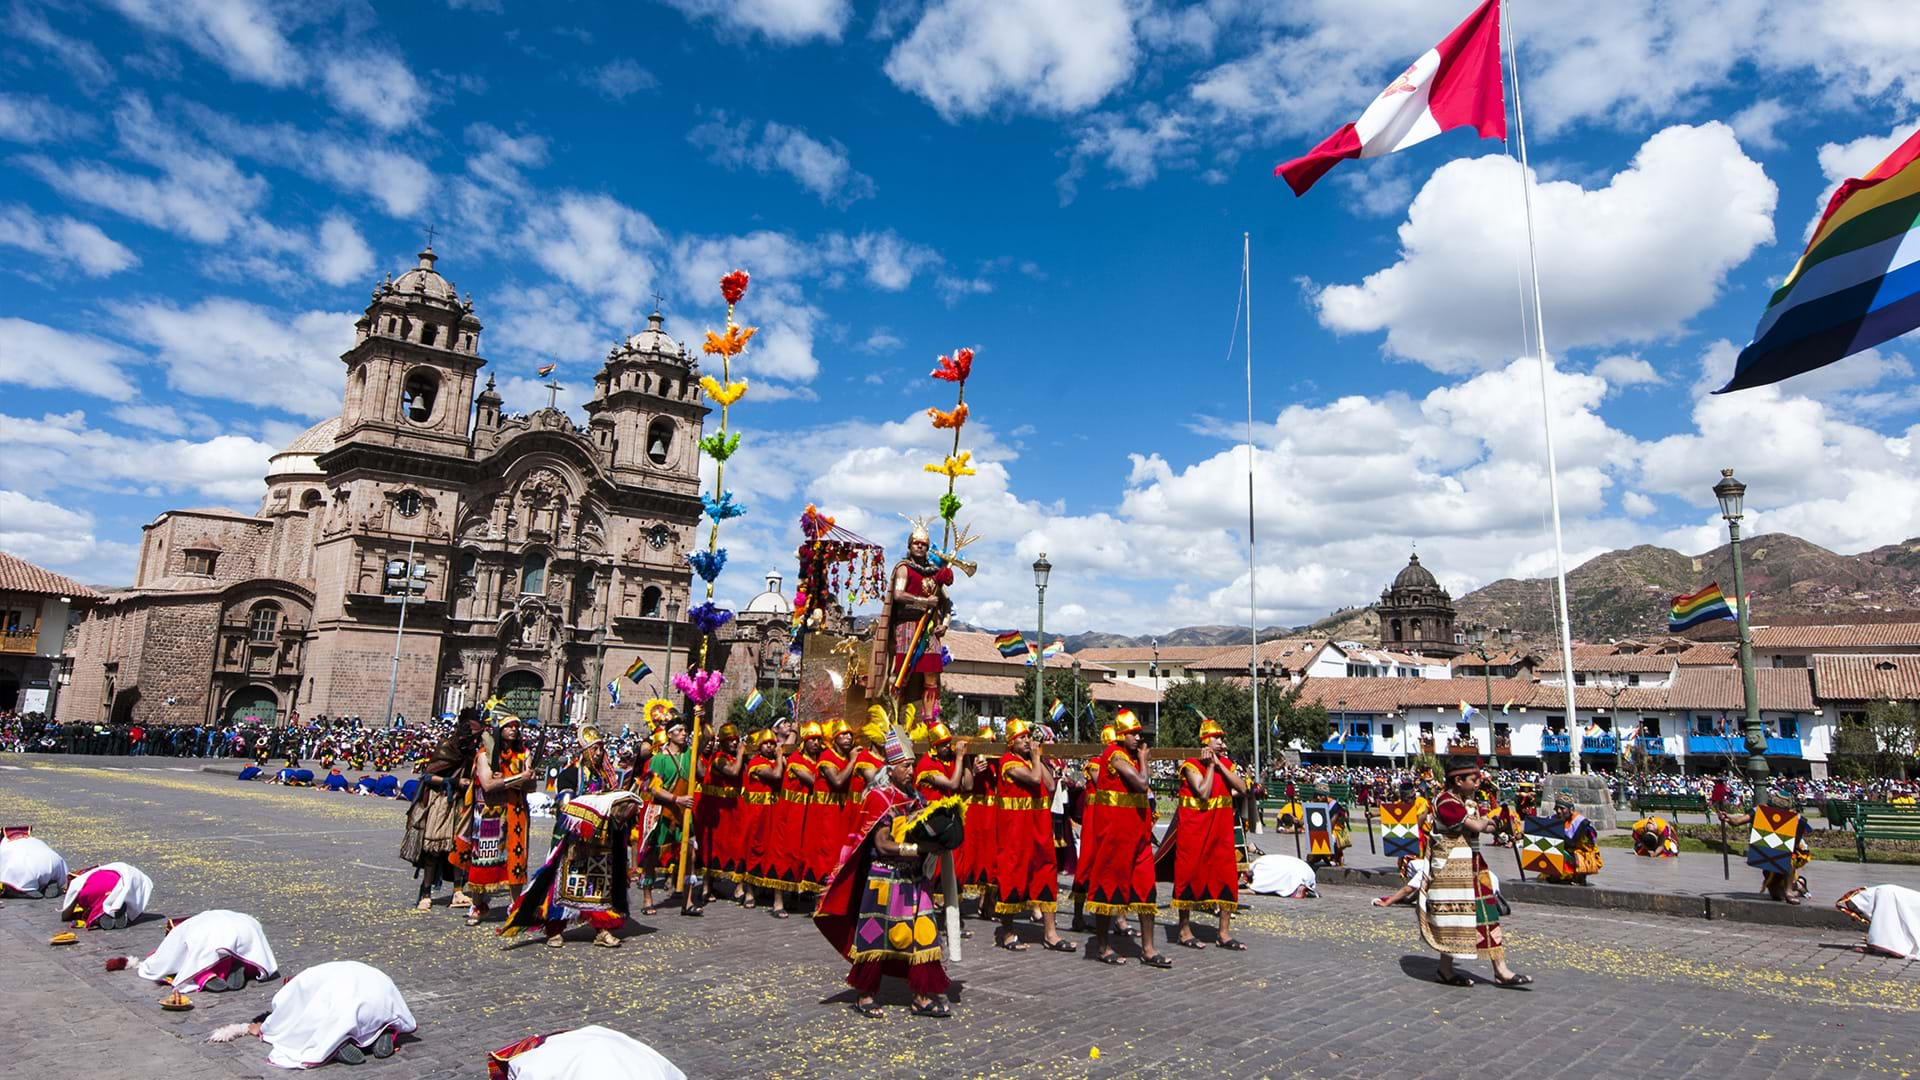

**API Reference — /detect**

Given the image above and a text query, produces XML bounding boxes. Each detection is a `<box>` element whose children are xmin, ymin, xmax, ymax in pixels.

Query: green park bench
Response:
<box><xmin>1825</xmin><ymin>798</ymin><xmax>1856</xmax><ymax>828</ymax></box>
<box><xmin>1631</xmin><ymin>793</ymin><xmax>1709</xmax><ymax>823</ymax></box>
<box><xmin>1854</xmin><ymin>803</ymin><xmax>1920</xmax><ymax>862</ymax></box>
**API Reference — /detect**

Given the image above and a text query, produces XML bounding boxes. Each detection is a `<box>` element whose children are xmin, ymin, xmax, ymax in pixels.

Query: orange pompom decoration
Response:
<box><xmin>930</xmin><ymin>347</ymin><xmax>973</xmax><ymax>383</ymax></box>
<box><xmin>927</xmin><ymin>403</ymin><xmax>968</xmax><ymax>429</ymax></box>
<box><xmin>720</xmin><ymin>269</ymin><xmax>750</xmax><ymax>305</ymax></box>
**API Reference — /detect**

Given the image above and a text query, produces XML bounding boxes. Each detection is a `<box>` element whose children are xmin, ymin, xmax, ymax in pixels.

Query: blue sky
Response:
<box><xmin>2</xmin><ymin>0</ymin><xmax>1917</xmax><ymax>635</ymax></box>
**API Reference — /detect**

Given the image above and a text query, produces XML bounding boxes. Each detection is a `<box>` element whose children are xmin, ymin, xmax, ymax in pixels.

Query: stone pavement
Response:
<box><xmin>1</xmin><ymin>758</ymin><xmax>1916</xmax><ymax>1079</ymax></box>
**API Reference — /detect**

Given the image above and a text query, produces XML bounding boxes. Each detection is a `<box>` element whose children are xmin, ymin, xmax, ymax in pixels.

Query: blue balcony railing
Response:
<box><xmin>1540</xmin><ymin>733</ymin><xmax>1571</xmax><ymax>753</ymax></box>
<box><xmin>1319</xmin><ymin>734</ymin><xmax>1374</xmax><ymax>752</ymax></box>
<box><xmin>1636</xmin><ymin>736</ymin><xmax>1673</xmax><ymax>756</ymax></box>
<box><xmin>1687</xmin><ymin>734</ymin><xmax>1803</xmax><ymax>757</ymax></box>
<box><xmin>1581</xmin><ymin>733</ymin><xmax>1619</xmax><ymax>755</ymax></box>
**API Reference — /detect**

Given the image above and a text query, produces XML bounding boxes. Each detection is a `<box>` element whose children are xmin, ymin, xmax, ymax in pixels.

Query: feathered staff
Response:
<box><xmin>926</xmin><ymin>347</ymin><xmax>974</xmax><ymax>553</ymax></box>
<box><xmin>673</xmin><ymin>268</ymin><xmax>758</xmax><ymax>893</ymax></box>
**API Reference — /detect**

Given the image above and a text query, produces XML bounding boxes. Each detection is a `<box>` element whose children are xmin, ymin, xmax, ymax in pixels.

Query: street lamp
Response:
<box><xmin>1467</xmin><ymin>627</ymin><xmax>1497</xmax><ymax>768</ymax></box>
<box><xmin>1071</xmin><ymin>657</ymin><xmax>1082</xmax><ymax>744</ymax></box>
<box><xmin>1338</xmin><ymin>698</ymin><xmax>1348</xmax><ymax>773</ymax></box>
<box><xmin>663</xmin><ymin>596</ymin><xmax>681</xmax><ymax>716</ymax></box>
<box><xmin>1151</xmin><ymin>638</ymin><xmax>1161</xmax><ymax>738</ymax></box>
<box><xmin>1032</xmin><ymin>554</ymin><xmax>1051</xmax><ymax>733</ymax></box>
<box><xmin>1714</xmin><ymin>468</ymin><xmax>1769</xmax><ymax>785</ymax></box>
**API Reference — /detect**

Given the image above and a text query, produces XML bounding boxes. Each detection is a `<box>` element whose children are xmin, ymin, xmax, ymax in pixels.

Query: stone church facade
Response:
<box><xmin>60</xmin><ymin>248</ymin><xmax>711</xmax><ymax>729</ymax></box>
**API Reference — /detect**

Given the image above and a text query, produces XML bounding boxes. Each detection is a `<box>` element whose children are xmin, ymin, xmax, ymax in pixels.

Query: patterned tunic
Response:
<box><xmin>465</xmin><ymin>747</ymin><xmax>531</xmax><ymax>899</ymax></box>
<box><xmin>1417</xmin><ymin>790</ymin><xmax>1504</xmax><ymax>961</ymax></box>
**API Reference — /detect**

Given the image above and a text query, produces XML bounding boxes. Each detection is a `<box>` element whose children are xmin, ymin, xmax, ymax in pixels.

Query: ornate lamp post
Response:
<box><xmin>1467</xmin><ymin>627</ymin><xmax>1498</xmax><ymax>767</ymax></box>
<box><xmin>663</xmin><ymin>596</ymin><xmax>681</xmax><ymax>716</ymax></box>
<box><xmin>1032</xmin><ymin>554</ymin><xmax>1051</xmax><ymax>731</ymax></box>
<box><xmin>1338</xmin><ymin>697</ymin><xmax>1348</xmax><ymax>772</ymax></box>
<box><xmin>1151</xmin><ymin>638</ymin><xmax>1161</xmax><ymax>738</ymax></box>
<box><xmin>1714</xmin><ymin>469</ymin><xmax>1769</xmax><ymax>785</ymax></box>
<box><xmin>1071</xmin><ymin>657</ymin><xmax>1082</xmax><ymax>743</ymax></box>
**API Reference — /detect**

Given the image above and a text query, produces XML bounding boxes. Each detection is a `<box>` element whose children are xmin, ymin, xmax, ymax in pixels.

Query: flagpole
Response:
<box><xmin>1503</xmin><ymin>2</ymin><xmax>1581</xmax><ymax>774</ymax></box>
<box><xmin>1241</xmin><ymin>233</ymin><xmax>1263</xmax><ymax>780</ymax></box>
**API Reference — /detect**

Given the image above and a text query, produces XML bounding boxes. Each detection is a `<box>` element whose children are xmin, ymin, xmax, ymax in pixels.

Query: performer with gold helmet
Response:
<box><xmin>764</xmin><ymin>720</ymin><xmax>826</xmax><ymax>916</ymax></box>
<box><xmin>739</xmin><ymin>729</ymin><xmax>783</xmax><ymax>909</ymax></box>
<box><xmin>689</xmin><ymin>721</ymin><xmax>747</xmax><ymax>912</ymax></box>
<box><xmin>993</xmin><ymin>718</ymin><xmax>1074</xmax><ymax>952</ymax></box>
<box><xmin>1170</xmin><ymin>717</ymin><xmax>1249</xmax><ymax>951</ymax></box>
<box><xmin>1080</xmin><ymin>710</ymin><xmax>1169</xmax><ymax>967</ymax></box>
<box><xmin>809</xmin><ymin>719</ymin><xmax>881</xmax><ymax>888</ymax></box>
<box><xmin>885</xmin><ymin>518</ymin><xmax>954</xmax><ymax>725</ymax></box>
<box><xmin>1070</xmin><ymin>723</ymin><xmax>1120</xmax><ymax>934</ymax></box>
<box><xmin>636</xmin><ymin>702</ymin><xmax>697</xmax><ymax>916</ymax></box>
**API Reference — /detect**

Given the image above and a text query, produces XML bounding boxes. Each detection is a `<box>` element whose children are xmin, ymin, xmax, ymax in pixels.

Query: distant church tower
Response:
<box><xmin>1379</xmin><ymin>552</ymin><xmax>1462</xmax><ymax>657</ymax></box>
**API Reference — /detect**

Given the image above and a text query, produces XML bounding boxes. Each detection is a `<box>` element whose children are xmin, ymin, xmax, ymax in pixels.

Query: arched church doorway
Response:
<box><xmin>496</xmin><ymin>670</ymin><xmax>544</xmax><ymax>719</ymax></box>
<box><xmin>225</xmin><ymin>685</ymin><xmax>280</xmax><ymax>725</ymax></box>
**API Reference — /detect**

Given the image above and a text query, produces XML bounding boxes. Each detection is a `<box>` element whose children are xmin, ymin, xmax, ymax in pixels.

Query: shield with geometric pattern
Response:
<box><xmin>1304</xmin><ymin>802</ymin><xmax>1334</xmax><ymax>858</ymax></box>
<box><xmin>1745</xmin><ymin>805</ymin><xmax>1801</xmax><ymax>875</ymax></box>
<box><xmin>1379</xmin><ymin>802</ymin><xmax>1421</xmax><ymax>859</ymax></box>
<box><xmin>1520</xmin><ymin>814</ymin><xmax>1569</xmax><ymax>877</ymax></box>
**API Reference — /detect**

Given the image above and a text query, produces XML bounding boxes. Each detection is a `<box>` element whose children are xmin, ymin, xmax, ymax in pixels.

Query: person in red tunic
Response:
<box><xmin>739</xmin><ymin>729</ymin><xmax>782</xmax><ymax>910</ymax></box>
<box><xmin>838</xmin><ymin>720</ymin><xmax>885</xmax><ymax>868</ymax></box>
<box><xmin>689</xmin><ymin>722</ymin><xmax>743</xmax><ymax>913</ymax></box>
<box><xmin>885</xmin><ymin>522</ymin><xmax>954</xmax><ymax>722</ymax></box>
<box><xmin>992</xmin><ymin>719</ymin><xmax>1073</xmax><ymax>952</ymax></box>
<box><xmin>957</xmin><ymin>734</ymin><xmax>1000</xmax><ymax>920</ymax></box>
<box><xmin>1080</xmin><ymin>710</ymin><xmax>1169</xmax><ymax>967</ymax></box>
<box><xmin>1070</xmin><ymin>723</ymin><xmax>1118</xmax><ymax>933</ymax></box>
<box><xmin>767</xmin><ymin>721</ymin><xmax>825</xmax><ymax>916</ymax></box>
<box><xmin>809</xmin><ymin>720</ymin><xmax>860</xmax><ymax>885</ymax></box>
<box><xmin>1171</xmin><ymin>718</ymin><xmax>1249</xmax><ymax>951</ymax></box>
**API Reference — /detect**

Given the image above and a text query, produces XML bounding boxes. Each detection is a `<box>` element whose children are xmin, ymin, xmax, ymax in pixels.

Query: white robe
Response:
<box><xmin>0</xmin><ymin>835</ymin><xmax>67</xmax><ymax>894</ymax></box>
<box><xmin>1248</xmin><ymin>854</ymin><xmax>1318</xmax><ymax>897</ymax></box>
<box><xmin>137</xmin><ymin>909</ymin><xmax>279</xmax><ymax>992</ymax></box>
<box><xmin>503</xmin><ymin>1026</ymin><xmax>686</xmax><ymax>1080</ymax></box>
<box><xmin>1840</xmin><ymin>884</ymin><xmax>1920</xmax><ymax>960</ymax></box>
<box><xmin>62</xmin><ymin>861</ymin><xmax>153</xmax><ymax>921</ymax></box>
<box><xmin>259</xmin><ymin>961</ymin><xmax>417</xmax><ymax>1070</ymax></box>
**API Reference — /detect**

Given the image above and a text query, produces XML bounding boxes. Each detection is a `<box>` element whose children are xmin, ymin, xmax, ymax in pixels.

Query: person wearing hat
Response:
<box><xmin>402</xmin><ymin>705</ymin><xmax>487</xmax><ymax>911</ymax></box>
<box><xmin>640</xmin><ymin>714</ymin><xmax>701</xmax><ymax>916</ymax></box>
<box><xmin>739</xmin><ymin>730</ymin><xmax>783</xmax><ymax>910</ymax></box>
<box><xmin>808</xmin><ymin>720</ymin><xmax>879</xmax><ymax>888</ymax></box>
<box><xmin>691</xmin><ymin>722</ymin><xmax>747</xmax><ymax>911</ymax></box>
<box><xmin>1080</xmin><ymin>710</ymin><xmax>1169</xmax><ymax>967</ymax></box>
<box><xmin>1532</xmin><ymin>790</ymin><xmax>1602</xmax><ymax>886</ymax></box>
<box><xmin>911</xmin><ymin>720</ymin><xmax>974</xmax><ymax>927</ymax></box>
<box><xmin>1719</xmin><ymin>791</ymin><xmax>1812</xmax><ymax>904</ymax></box>
<box><xmin>1069</xmin><ymin>723</ymin><xmax>1125</xmax><ymax>935</ymax></box>
<box><xmin>1418</xmin><ymin>756</ymin><xmax>1529</xmax><ymax>987</ymax></box>
<box><xmin>1171</xmin><ymin>718</ymin><xmax>1249</xmax><ymax>951</ymax></box>
<box><xmin>814</xmin><ymin>720</ymin><xmax>956</xmax><ymax>1018</ymax></box>
<box><xmin>464</xmin><ymin>714</ymin><xmax>537</xmax><ymax>927</ymax></box>
<box><xmin>763</xmin><ymin>720</ymin><xmax>827</xmax><ymax>916</ymax></box>
<box><xmin>991</xmin><ymin>718</ymin><xmax>1074</xmax><ymax>953</ymax></box>
<box><xmin>500</xmin><ymin>789</ymin><xmax>646</xmax><ymax>948</ymax></box>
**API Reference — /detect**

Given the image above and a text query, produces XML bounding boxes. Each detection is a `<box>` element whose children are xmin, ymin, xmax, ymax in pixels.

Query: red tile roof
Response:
<box><xmin>0</xmin><ymin>551</ymin><xmax>104</xmax><ymax>601</ymax></box>
<box><xmin>1072</xmin><ymin>645</ymin><xmax>1220</xmax><ymax>664</ymax></box>
<box><xmin>1663</xmin><ymin>666</ymin><xmax>1815</xmax><ymax>712</ymax></box>
<box><xmin>1536</xmin><ymin>652</ymin><xmax>1677</xmax><ymax>673</ymax></box>
<box><xmin>1751</xmin><ymin>623</ymin><xmax>1920</xmax><ymax>649</ymax></box>
<box><xmin>1089</xmin><ymin>680</ymin><xmax>1162</xmax><ymax>705</ymax></box>
<box><xmin>1811</xmin><ymin>655</ymin><xmax>1920</xmax><ymax>701</ymax></box>
<box><xmin>1672</xmin><ymin>644</ymin><xmax>1736</xmax><ymax>666</ymax></box>
<box><xmin>1187</xmin><ymin>638</ymin><xmax>1327</xmax><ymax>672</ymax></box>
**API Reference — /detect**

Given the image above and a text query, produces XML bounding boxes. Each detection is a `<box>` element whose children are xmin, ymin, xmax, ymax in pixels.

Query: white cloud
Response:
<box><xmin>0</xmin><ymin>411</ymin><xmax>276</xmax><ymax>505</ymax></box>
<box><xmin>1621</xmin><ymin>491</ymin><xmax>1656</xmax><ymax>517</ymax></box>
<box><xmin>322</xmin><ymin>52</ymin><xmax>432</xmax><ymax>132</ymax></box>
<box><xmin>111</xmin><ymin>298</ymin><xmax>356</xmax><ymax>419</ymax></box>
<box><xmin>1729</xmin><ymin>98</ymin><xmax>1790</xmax><ymax>151</ymax></box>
<box><xmin>185</xmin><ymin>103</ymin><xmax>435</xmax><ymax>218</ymax></box>
<box><xmin>519</xmin><ymin>193</ymin><xmax>664</xmax><ymax>325</ymax></box>
<box><xmin>885</xmin><ymin>0</ymin><xmax>1138</xmax><ymax>119</ymax></box>
<box><xmin>581</xmin><ymin>58</ymin><xmax>657</xmax><ymax>100</ymax></box>
<box><xmin>0</xmin><ymin>205</ymin><xmax>138</xmax><ymax>276</ymax></box>
<box><xmin>109</xmin><ymin>402</ymin><xmax>214</xmax><ymax>437</ymax></box>
<box><xmin>660</xmin><ymin>0</ymin><xmax>849</xmax><ymax>42</ymax></box>
<box><xmin>0</xmin><ymin>93</ymin><xmax>92</xmax><ymax>144</ymax></box>
<box><xmin>0</xmin><ymin>491</ymin><xmax>137</xmax><ymax>584</ymax></box>
<box><xmin>104</xmin><ymin>0</ymin><xmax>302</xmax><ymax>86</ymax></box>
<box><xmin>1313</xmin><ymin>123</ymin><xmax>1777</xmax><ymax>372</ymax></box>
<box><xmin>1593</xmin><ymin>354</ymin><xmax>1663</xmax><ymax>390</ymax></box>
<box><xmin>10</xmin><ymin>6</ymin><xmax>115</xmax><ymax>89</ymax></box>
<box><xmin>313</xmin><ymin>213</ymin><xmax>374</xmax><ymax>286</ymax></box>
<box><xmin>0</xmin><ymin>318</ymin><xmax>139</xmax><ymax>401</ymax></box>
<box><xmin>1810</xmin><ymin>117</ymin><xmax>1920</xmax><ymax>237</ymax></box>
<box><xmin>688</xmin><ymin>114</ymin><xmax>876</xmax><ymax>206</ymax></box>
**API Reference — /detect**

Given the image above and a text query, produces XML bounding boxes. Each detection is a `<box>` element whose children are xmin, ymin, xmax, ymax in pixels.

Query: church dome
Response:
<box><xmin>618</xmin><ymin>310</ymin><xmax>686</xmax><ymax>363</ymax></box>
<box><xmin>391</xmin><ymin>248</ymin><xmax>459</xmax><ymax>303</ymax></box>
<box><xmin>742</xmin><ymin>570</ymin><xmax>791</xmax><ymax>615</ymax></box>
<box><xmin>266</xmin><ymin>417</ymin><xmax>340</xmax><ymax>478</ymax></box>
<box><xmin>1391</xmin><ymin>553</ymin><xmax>1439</xmax><ymax>592</ymax></box>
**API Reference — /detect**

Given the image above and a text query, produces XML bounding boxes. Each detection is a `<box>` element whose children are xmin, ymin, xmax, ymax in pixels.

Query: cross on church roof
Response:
<box><xmin>424</xmin><ymin>224</ymin><xmax>438</xmax><ymax>248</ymax></box>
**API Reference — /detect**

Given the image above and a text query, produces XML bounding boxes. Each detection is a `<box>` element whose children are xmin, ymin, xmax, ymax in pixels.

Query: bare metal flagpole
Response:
<box><xmin>1241</xmin><ymin>233</ymin><xmax>1263</xmax><ymax>792</ymax></box>
<box><xmin>1504</xmin><ymin>2</ymin><xmax>1581</xmax><ymax>773</ymax></box>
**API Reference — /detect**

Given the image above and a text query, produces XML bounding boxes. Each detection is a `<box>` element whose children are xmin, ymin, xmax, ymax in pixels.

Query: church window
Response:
<box><xmin>249</xmin><ymin>604</ymin><xmax>281</xmax><ymax>643</ymax></box>
<box><xmin>1410</xmin><ymin>618</ymin><xmax>1422</xmax><ymax>640</ymax></box>
<box><xmin>301</xmin><ymin>490</ymin><xmax>324</xmax><ymax>511</ymax></box>
<box><xmin>520</xmin><ymin>551</ymin><xmax>547</xmax><ymax>594</ymax></box>
<box><xmin>185</xmin><ymin>552</ymin><xmax>217</xmax><ymax>576</ymax></box>
<box><xmin>646</xmin><ymin>418</ymin><xmax>674</xmax><ymax>466</ymax></box>
<box><xmin>402</xmin><ymin>370</ymin><xmax>439</xmax><ymax>424</ymax></box>
<box><xmin>1389</xmin><ymin>619</ymin><xmax>1402</xmax><ymax>642</ymax></box>
<box><xmin>641</xmin><ymin>586</ymin><xmax>663</xmax><ymax>617</ymax></box>
<box><xmin>420</xmin><ymin>322</ymin><xmax>438</xmax><ymax>347</ymax></box>
<box><xmin>457</xmin><ymin>549</ymin><xmax>478</xmax><ymax>580</ymax></box>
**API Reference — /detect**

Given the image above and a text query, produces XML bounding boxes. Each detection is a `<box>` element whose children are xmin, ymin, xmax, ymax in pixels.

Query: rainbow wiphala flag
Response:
<box><xmin>1669</xmin><ymin>583</ymin><xmax>1737</xmax><ymax>632</ymax></box>
<box><xmin>994</xmin><ymin>631</ymin><xmax>1026</xmax><ymax>658</ymax></box>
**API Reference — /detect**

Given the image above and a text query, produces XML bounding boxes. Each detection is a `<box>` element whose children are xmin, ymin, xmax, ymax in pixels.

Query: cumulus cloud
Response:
<box><xmin>0</xmin><ymin>491</ymin><xmax>138</xmax><ymax>584</ymax></box>
<box><xmin>111</xmin><ymin>298</ymin><xmax>357</xmax><ymax>419</ymax></box>
<box><xmin>0</xmin><ymin>205</ymin><xmax>138</xmax><ymax>276</ymax></box>
<box><xmin>580</xmin><ymin>58</ymin><xmax>657</xmax><ymax>100</ymax></box>
<box><xmin>885</xmin><ymin>0</ymin><xmax>1138</xmax><ymax>119</ymax></box>
<box><xmin>0</xmin><ymin>411</ymin><xmax>277</xmax><ymax>505</ymax></box>
<box><xmin>1313</xmin><ymin>124</ymin><xmax>1776</xmax><ymax>372</ymax></box>
<box><xmin>0</xmin><ymin>318</ymin><xmax>140</xmax><ymax>401</ymax></box>
<box><xmin>660</xmin><ymin>0</ymin><xmax>849</xmax><ymax>42</ymax></box>
<box><xmin>688</xmin><ymin>114</ymin><xmax>876</xmax><ymax>205</ymax></box>
<box><xmin>1593</xmin><ymin>354</ymin><xmax>1663</xmax><ymax>390</ymax></box>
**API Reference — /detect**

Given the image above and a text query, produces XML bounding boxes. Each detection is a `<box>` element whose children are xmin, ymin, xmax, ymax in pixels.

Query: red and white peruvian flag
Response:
<box><xmin>1276</xmin><ymin>0</ymin><xmax>1506</xmax><ymax>196</ymax></box>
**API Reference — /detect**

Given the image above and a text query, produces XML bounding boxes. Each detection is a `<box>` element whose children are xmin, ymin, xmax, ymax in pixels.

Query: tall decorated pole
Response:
<box><xmin>671</xmin><ymin>268</ymin><xmax>757</xmax><ymax>894</ymax></box>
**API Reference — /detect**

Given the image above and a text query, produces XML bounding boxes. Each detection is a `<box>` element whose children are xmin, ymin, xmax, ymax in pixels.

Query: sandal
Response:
<box><xmin>771</xmin><ymin>910</ymin><xmax>790</xmax><ymax>919</ymax></box>
<box><xmin>997</xmin><ymin>938</ymin><xmax>1030</xmax><ymax>952</ymax></box>
<box><xmin>850</xmin><ymin>1002</ymin><xmax>884</xmax><ymax>1018</ymax></box>
<box><xmin>641</xmin><ymin>907</ymin><xmax>659</xmax><ymax>916</ymax></box>
<box><xmin>465</xmin><ymin>909</ymin><xmax>487</xmax><ymax>927</ymax></box>
<box><xmin>681</xmin><ymin>906</ymin><xmax>704</xmax><ymax>917</ymax></box>
<box><xmin>1177</xmin><ymin>938</ymin><xmax>1207</xmax><ymax>950</ymax></box>
<box><xmin>1091</xmin><ymin>950</ymin><xmax>1127</xmax><ymax>965</ymax></box>
<box><xmin>1041</xmin><ymin>938</ymin><xmax>1077</xmax><ymax>953</ymax></box>
<box><xmin>1493</xmin><ymin>973</ymin><xmax>1533</xmax><ymax>988</ymax></box>
<box><xmin>1140</xmin><ymin>953</ymin><xmax>1173</xmax><ymax>969</ymax></box>
<box><xmin>909</xmin><ymin>1000</ymin><xmax>952</xmax><ymax>1018</ymax></box>
<box><xmin>1216</xmin><ymin>938</ymin><xmax>1248</xmax><ymax>952</ymax></box>
<box><xmin>546</xmin><ymin>935</ymin><xmax>565</xmax><ymax>949</ymax></box>
<box><xmin>1435</xmin><ymin>971</ymin><xmax>1473</xmax><ymax>987</ymax></box>
<box><xmin>415</xmin><ymin>898</ymin><xmax>433</xmax><ymax>911</ymax></box>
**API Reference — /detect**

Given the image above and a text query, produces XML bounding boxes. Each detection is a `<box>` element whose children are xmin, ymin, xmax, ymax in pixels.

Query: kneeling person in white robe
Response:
<box><xmin>61</xmin><ymin>861</ymin><xmax>153</xmax><ymax>929</ymax></box>
<box><xmin>208</xmin><ymin>960</ymin><xmax>416</xmax><ymax>1069</ymax></box>
<box><xmin>488</xmin><ymin>1025</ymin><xmax>686</xmax><ymax>1080</ymax></box>
<box><xmin>117</xmin><ymin>910</ymin><xmax>279</xmax><ymax>993</ymax></box>
<box><xmin>0</xmin><ymin>832</ymin><xmax>67</xmax><ymax>898</ymax></box>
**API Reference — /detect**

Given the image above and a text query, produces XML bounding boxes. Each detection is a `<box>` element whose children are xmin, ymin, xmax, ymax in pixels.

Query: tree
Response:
<box><xmin>1010</xmin><ymin>665</ymin><xmax>1098</xmax><ymax>739</ymax></box>
<box><xmin>1160</xmin><ymin>680</ymin><xmax>1327</xmax><ymax>766</ymax></box>
<box><xmin>724</xmin><ymin>688</ymin><xmax>794</xmax><ymax>730</ymax></box>
<box><xmin>1840</xmin><ymin>701</ymin><xmax>1920</xmax><ymax>780</ymax></box>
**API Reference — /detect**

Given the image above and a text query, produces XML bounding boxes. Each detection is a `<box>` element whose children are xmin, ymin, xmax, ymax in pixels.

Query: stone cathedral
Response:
<box><xmin>61</xmin><ymin>248</ymin><xmax>710</xmax><ymax>728</ymax></box>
